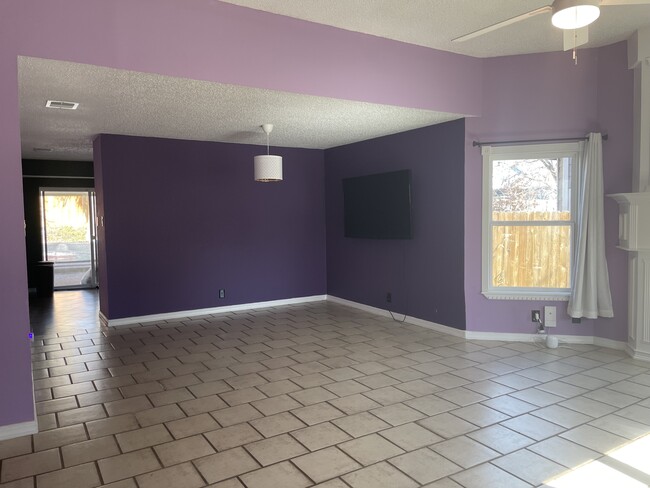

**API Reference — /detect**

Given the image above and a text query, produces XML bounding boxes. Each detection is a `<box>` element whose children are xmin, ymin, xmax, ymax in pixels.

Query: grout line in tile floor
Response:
<box><xmin>3</xmin><ymin>299</ymin><xmax>650</xmax><ymax>487</ymax></box>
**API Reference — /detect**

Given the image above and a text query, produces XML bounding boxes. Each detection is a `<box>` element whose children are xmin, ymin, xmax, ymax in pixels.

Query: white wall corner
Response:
<box><xmin>628</xmin><ymin>26</ymin><xmax>650</xmax><ymax>69</ymax></box>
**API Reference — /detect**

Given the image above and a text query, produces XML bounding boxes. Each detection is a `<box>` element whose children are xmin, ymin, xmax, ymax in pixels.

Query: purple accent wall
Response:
<box><xmin>464</xmin><ymin>43</ymin><xmax>633</xmax><ymax>340</ymax></box>
<box><xmin>325</xmin><ymin>120</ymin><xmax>466</xmax><ymax>330</ymax></box>
<box><xmin>94</xmin><ymin>135</ymin><xmax>326</xmax><ymax>319</ymax></box>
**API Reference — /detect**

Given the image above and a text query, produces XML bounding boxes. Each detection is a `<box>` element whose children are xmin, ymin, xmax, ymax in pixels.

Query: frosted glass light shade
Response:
<box><xmin>254</xmin><ymin>154</ymin><xmax>283</xmax><ymax>182</ymax></box>
<box><xmin>552</xmin><ymin>1</ymin><xmax>600</xmax><ymax>29</ymax></box>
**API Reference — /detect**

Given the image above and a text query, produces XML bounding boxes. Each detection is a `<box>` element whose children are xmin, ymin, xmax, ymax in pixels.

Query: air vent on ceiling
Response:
<box><xmin>45</xmin><ymin>100</ymin><xmax>79</xmax><ymax>110</ymax></box>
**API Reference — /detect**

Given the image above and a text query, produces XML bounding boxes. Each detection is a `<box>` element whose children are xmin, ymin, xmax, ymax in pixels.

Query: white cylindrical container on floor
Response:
<box><xmin>546</xmin><ymin>335</ymin><xmax>559</xmax><ymax>349</ymax></box>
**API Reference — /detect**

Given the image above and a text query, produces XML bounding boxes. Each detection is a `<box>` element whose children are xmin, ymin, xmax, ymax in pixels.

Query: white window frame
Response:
<box><xmin>481</xmin><ymin>142</ymin><xmax>582</xmax><ymax>301</ymax></box>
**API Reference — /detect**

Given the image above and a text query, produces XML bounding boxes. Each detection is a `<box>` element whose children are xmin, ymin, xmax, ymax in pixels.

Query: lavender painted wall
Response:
<box><xmin>594</xmin><ymin>43</ymin><xmax>634</xmax><ymax>341</ymax></box>
<box><xmin>95</xmin><ymin>135</ymin><xmax>326</xmax><ymax>319</ymax></box>
<box><xmin>3</xmin><ymin>0</ymin><xmax>482</xmax><ymax>116</ymax></box>
<box><xmin>0</xmin><ymin>54</ymin><xmax>33</xmax><ymax>427</ymax></box>
<box><xmin>325</xmin><ymin>120</ymin><xmax>466</xmax><ymax>330</ymax></box>
<box><xmin>464</xmin><ymin>43</ymin><xmax>633</xmax><ymax>340</ymax></box>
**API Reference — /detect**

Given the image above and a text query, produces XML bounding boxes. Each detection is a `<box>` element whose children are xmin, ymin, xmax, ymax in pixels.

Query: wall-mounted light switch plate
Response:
<box><xmin>544</xmin><ymin>306</ymin><xmax>557</xmax><ymax>327</ymax></box>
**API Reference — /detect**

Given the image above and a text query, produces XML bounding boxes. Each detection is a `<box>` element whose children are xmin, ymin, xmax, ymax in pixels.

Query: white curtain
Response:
<box><xmin>568</xmin><ymin>132</ymin><xmax>613</xmax><ymax>319</ymax></box>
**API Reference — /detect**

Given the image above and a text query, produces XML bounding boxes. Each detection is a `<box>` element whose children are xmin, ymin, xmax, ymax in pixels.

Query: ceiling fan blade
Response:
<box><xmin>563</xmin><ymin>26</ymin><xmax>589</xmax><ymax>51</ymax></box>
<box><xmin>452</xmin><ymin>6</ymin><xmax>552</xmax><ymax>42</ymax></box>
<box><xmin>600</xmin><ymin>0</ymin><xmax>650</xmax><ymax>5</ymax></box>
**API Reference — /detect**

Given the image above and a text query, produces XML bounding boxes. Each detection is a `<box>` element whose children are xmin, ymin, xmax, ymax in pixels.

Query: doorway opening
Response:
<box><xmin>40</xmin><ymin>189</ymin><xmax>98</xmax><ymax>290</ymax></box>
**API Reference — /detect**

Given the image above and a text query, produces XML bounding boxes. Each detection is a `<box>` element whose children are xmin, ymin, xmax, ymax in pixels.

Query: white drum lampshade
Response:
<box><xmin>551</xmin><ymin>0</ymin><xmax>600</xmax><ymax>29</ymax></box>
<box><xmin>254</xmin><ymin>154</ymin><xmax>283</xmax><ymax>182</ymax></box>
<box><xmin>254</xmin><ymin>123</ymin><xmax>283</xmax><ymax>182</ymax></box>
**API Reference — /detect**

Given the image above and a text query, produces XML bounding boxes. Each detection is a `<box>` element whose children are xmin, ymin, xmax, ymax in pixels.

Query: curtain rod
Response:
<box><xmin>473</xmin><ymin>134</ymin><xmax>608</xmax><ymax>147</ymax></box>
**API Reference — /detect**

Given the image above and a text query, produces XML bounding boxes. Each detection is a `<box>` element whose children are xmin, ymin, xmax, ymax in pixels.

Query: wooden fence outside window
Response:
<box><xmin>491</xmin><ymin>211</ymin><xmax>571</xmax><ymax>289</ymax></box>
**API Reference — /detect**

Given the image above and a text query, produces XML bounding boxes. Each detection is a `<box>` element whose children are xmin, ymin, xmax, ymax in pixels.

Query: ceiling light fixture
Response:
<box><xmin>551</xmin><ymin>0</ymin><xmax>600</xmax><ymax>29</ymax></box>
<box><xmin>254</xmin><ymin>124</ymin><xmax>282</xmax><ymax>182</ymax></box>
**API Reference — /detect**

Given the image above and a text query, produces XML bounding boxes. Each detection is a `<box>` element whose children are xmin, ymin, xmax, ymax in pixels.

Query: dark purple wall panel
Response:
<box><xmin>325</xmin><ymin>120</ymin><xmax>466</xmax><ymax>330</ymax></box>
<box><xmin>95</xmin><ymin>135</ymin><xmax>326</xmax><ymax>319</ymax></box>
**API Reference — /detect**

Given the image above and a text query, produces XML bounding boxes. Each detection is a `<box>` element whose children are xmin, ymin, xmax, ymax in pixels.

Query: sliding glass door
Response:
<box><xmin>40</xmin><ymin>189</ymin><xmax>98</xmax><ymax>289</ymax></box>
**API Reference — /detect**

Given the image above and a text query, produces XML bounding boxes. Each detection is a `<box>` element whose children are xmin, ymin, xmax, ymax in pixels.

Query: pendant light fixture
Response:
<box><xmin>254</xmin><ymin>124</ymin><xmax>282</xmax><ymax>182</ymax></box>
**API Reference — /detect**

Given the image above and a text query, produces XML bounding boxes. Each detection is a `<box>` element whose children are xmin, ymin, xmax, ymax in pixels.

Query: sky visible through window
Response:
<box><xmin>492</xmin><ymin>158</ymin><xmax>570</xmax><ymax>215</ymax></box>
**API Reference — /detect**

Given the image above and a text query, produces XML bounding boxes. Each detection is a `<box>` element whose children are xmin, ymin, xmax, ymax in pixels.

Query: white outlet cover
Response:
<box><xmin>544</xmin><ymin>306</ymin><xmax>557</xmax><ymax>327</ymax></box>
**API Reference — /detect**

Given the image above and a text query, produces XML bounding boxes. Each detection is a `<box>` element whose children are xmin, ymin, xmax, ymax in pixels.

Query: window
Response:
<box><xmin>482</xmin><ymin>142</ymin><xmax>581</xmax><ymax>300</ymax></box>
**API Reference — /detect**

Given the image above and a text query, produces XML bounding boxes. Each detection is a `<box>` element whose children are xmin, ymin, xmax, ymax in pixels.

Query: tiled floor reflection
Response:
<box><xmin>2</xmin><ymin>300</ymin><xmax>650</xmax><ymax>487</ymax></box>
<box><xmin>29</xmin><ymin>289</ymin><xmax>100</xmax><ymax>336</ymax></box>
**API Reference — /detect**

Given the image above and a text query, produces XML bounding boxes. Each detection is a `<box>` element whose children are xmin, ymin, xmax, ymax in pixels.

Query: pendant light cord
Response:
<box><xmin>266</xmin><ymin>131</ymin><xmax>270</xmax><ymax>156</ymax></box>
<box><xmin>572</xmin><ymin>9</ymin><xmax>578</xmax><ymax>66</ymax></box>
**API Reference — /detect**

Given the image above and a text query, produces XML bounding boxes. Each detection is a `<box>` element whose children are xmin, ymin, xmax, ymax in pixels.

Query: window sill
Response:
<box><xmin>482</xmin><ymin>291</ymin><xmax>570</xmax><ymax>301</ymax></box>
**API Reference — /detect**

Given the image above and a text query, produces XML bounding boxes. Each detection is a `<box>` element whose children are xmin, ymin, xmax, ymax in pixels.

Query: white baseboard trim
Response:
<box><xmin>465</xmin><ymin>331</ymin><xmax>626</xmax><ymax>350</ymax></box>
<box><xmin>101</xmin><ymin>295</ymin><xmax>328</xmax><ymax>327</ymax></box>
<box><xmin>101</xmin><ymin>294</ymin><xmax>629</xmax><ymax>352</ymax></box>
<box><xmin>1</xmin><ymin>359</ymin><xmax>43</xmax><ymax>442</ymax></box>
<box><xmin>326</xmin><ymin>295</ymin><xmax>628</xmax><ymax>351</ymax></box>
<box><xmin>326</xmin><ymin>295</ymin><xmax>392</xmax><ymax>318</ymax></box>
<box><xmin>593</xmin><ymin>337</ymin><xmax>627</xmax><ymax>351</ymax></box>
<box><xmin>402</xmin><ymin>315</ymin><xmax>466</xmax><ymax>338</ymax></box>
<box><xmin>464</xmin><ymin>331</ymin><xmax>542</xmax><ymax>342</ymax></box>
<box><xmin>325</xmin><ymin>295</ymin><xmax>465</xmax><ymax>338</ymax></box>
<box><xmin>0</xmin><ymin>419</ymin><xmax>38</xmax><ymax>442</ymax></box>
<box><xmin>99</xmin><ymin>311</ymin><xmax>109</xmax><ymax>327</ymax></box>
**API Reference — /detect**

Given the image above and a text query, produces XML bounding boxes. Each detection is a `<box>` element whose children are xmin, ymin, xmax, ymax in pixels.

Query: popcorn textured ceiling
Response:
<box><xmin>19</xmin><ymin>57</ymin><xmax>462</xmax><ymax>161</ymax></box>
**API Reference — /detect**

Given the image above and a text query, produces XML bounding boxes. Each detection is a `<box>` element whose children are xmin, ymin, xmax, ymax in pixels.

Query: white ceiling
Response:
<box><xmin>18</xmin><ymin>0</ymin><xmax>650</xmax><ymax>161</ymax></box>
<box><xmin>221</xmin><ymin>0</ymin><xmax>650</xmax><ymax>57</ymax></box>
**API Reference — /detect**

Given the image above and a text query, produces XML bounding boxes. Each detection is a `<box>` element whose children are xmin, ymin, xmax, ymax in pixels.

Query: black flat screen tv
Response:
<box><xmin>343</xmin><ymin>169</ymin><xmax>412</xmax><ymax>239</ymax></box>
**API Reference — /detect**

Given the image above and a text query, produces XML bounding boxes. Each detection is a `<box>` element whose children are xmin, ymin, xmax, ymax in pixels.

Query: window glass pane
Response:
<box><xmin>492</xmin><ymin>157</ymin><xmax>571</xmax><ymax>221</ymax></box>
<box><xmin>492</xmin><ymin>225</ymin><xmax>571</xmax><ymax>288</ymax></box>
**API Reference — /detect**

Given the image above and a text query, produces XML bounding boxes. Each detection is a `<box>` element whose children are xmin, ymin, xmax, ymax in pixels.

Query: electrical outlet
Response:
<box><xmin>531</xmin><ymin>310</ymin><xmax>541</xmax><ymax>322</ymax></box>
<box><xmin>544</xmin><ymin>306</ymin><xmax>557</xmax><ymax>327</ymax></box>
<box><xmin>386</xmin><ymin>292</ymin><xmax>392</xmax><ymax>303</ymax></box>
<box><xmin>219</xmin><ymin>289</ymin><xmax>225</xmax><ymax>299</ymax></box>
<box><xmin>572</xmin><ymin>317</ymin><xmax>582</xmax><ymax>324</ymax></box>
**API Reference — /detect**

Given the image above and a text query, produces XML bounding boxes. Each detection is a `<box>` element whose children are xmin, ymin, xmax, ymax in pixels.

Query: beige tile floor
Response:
<box><xmin>3</xmin><ymin>301</ymin><xmax>650</xmax><ymax>487</ymax></box>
